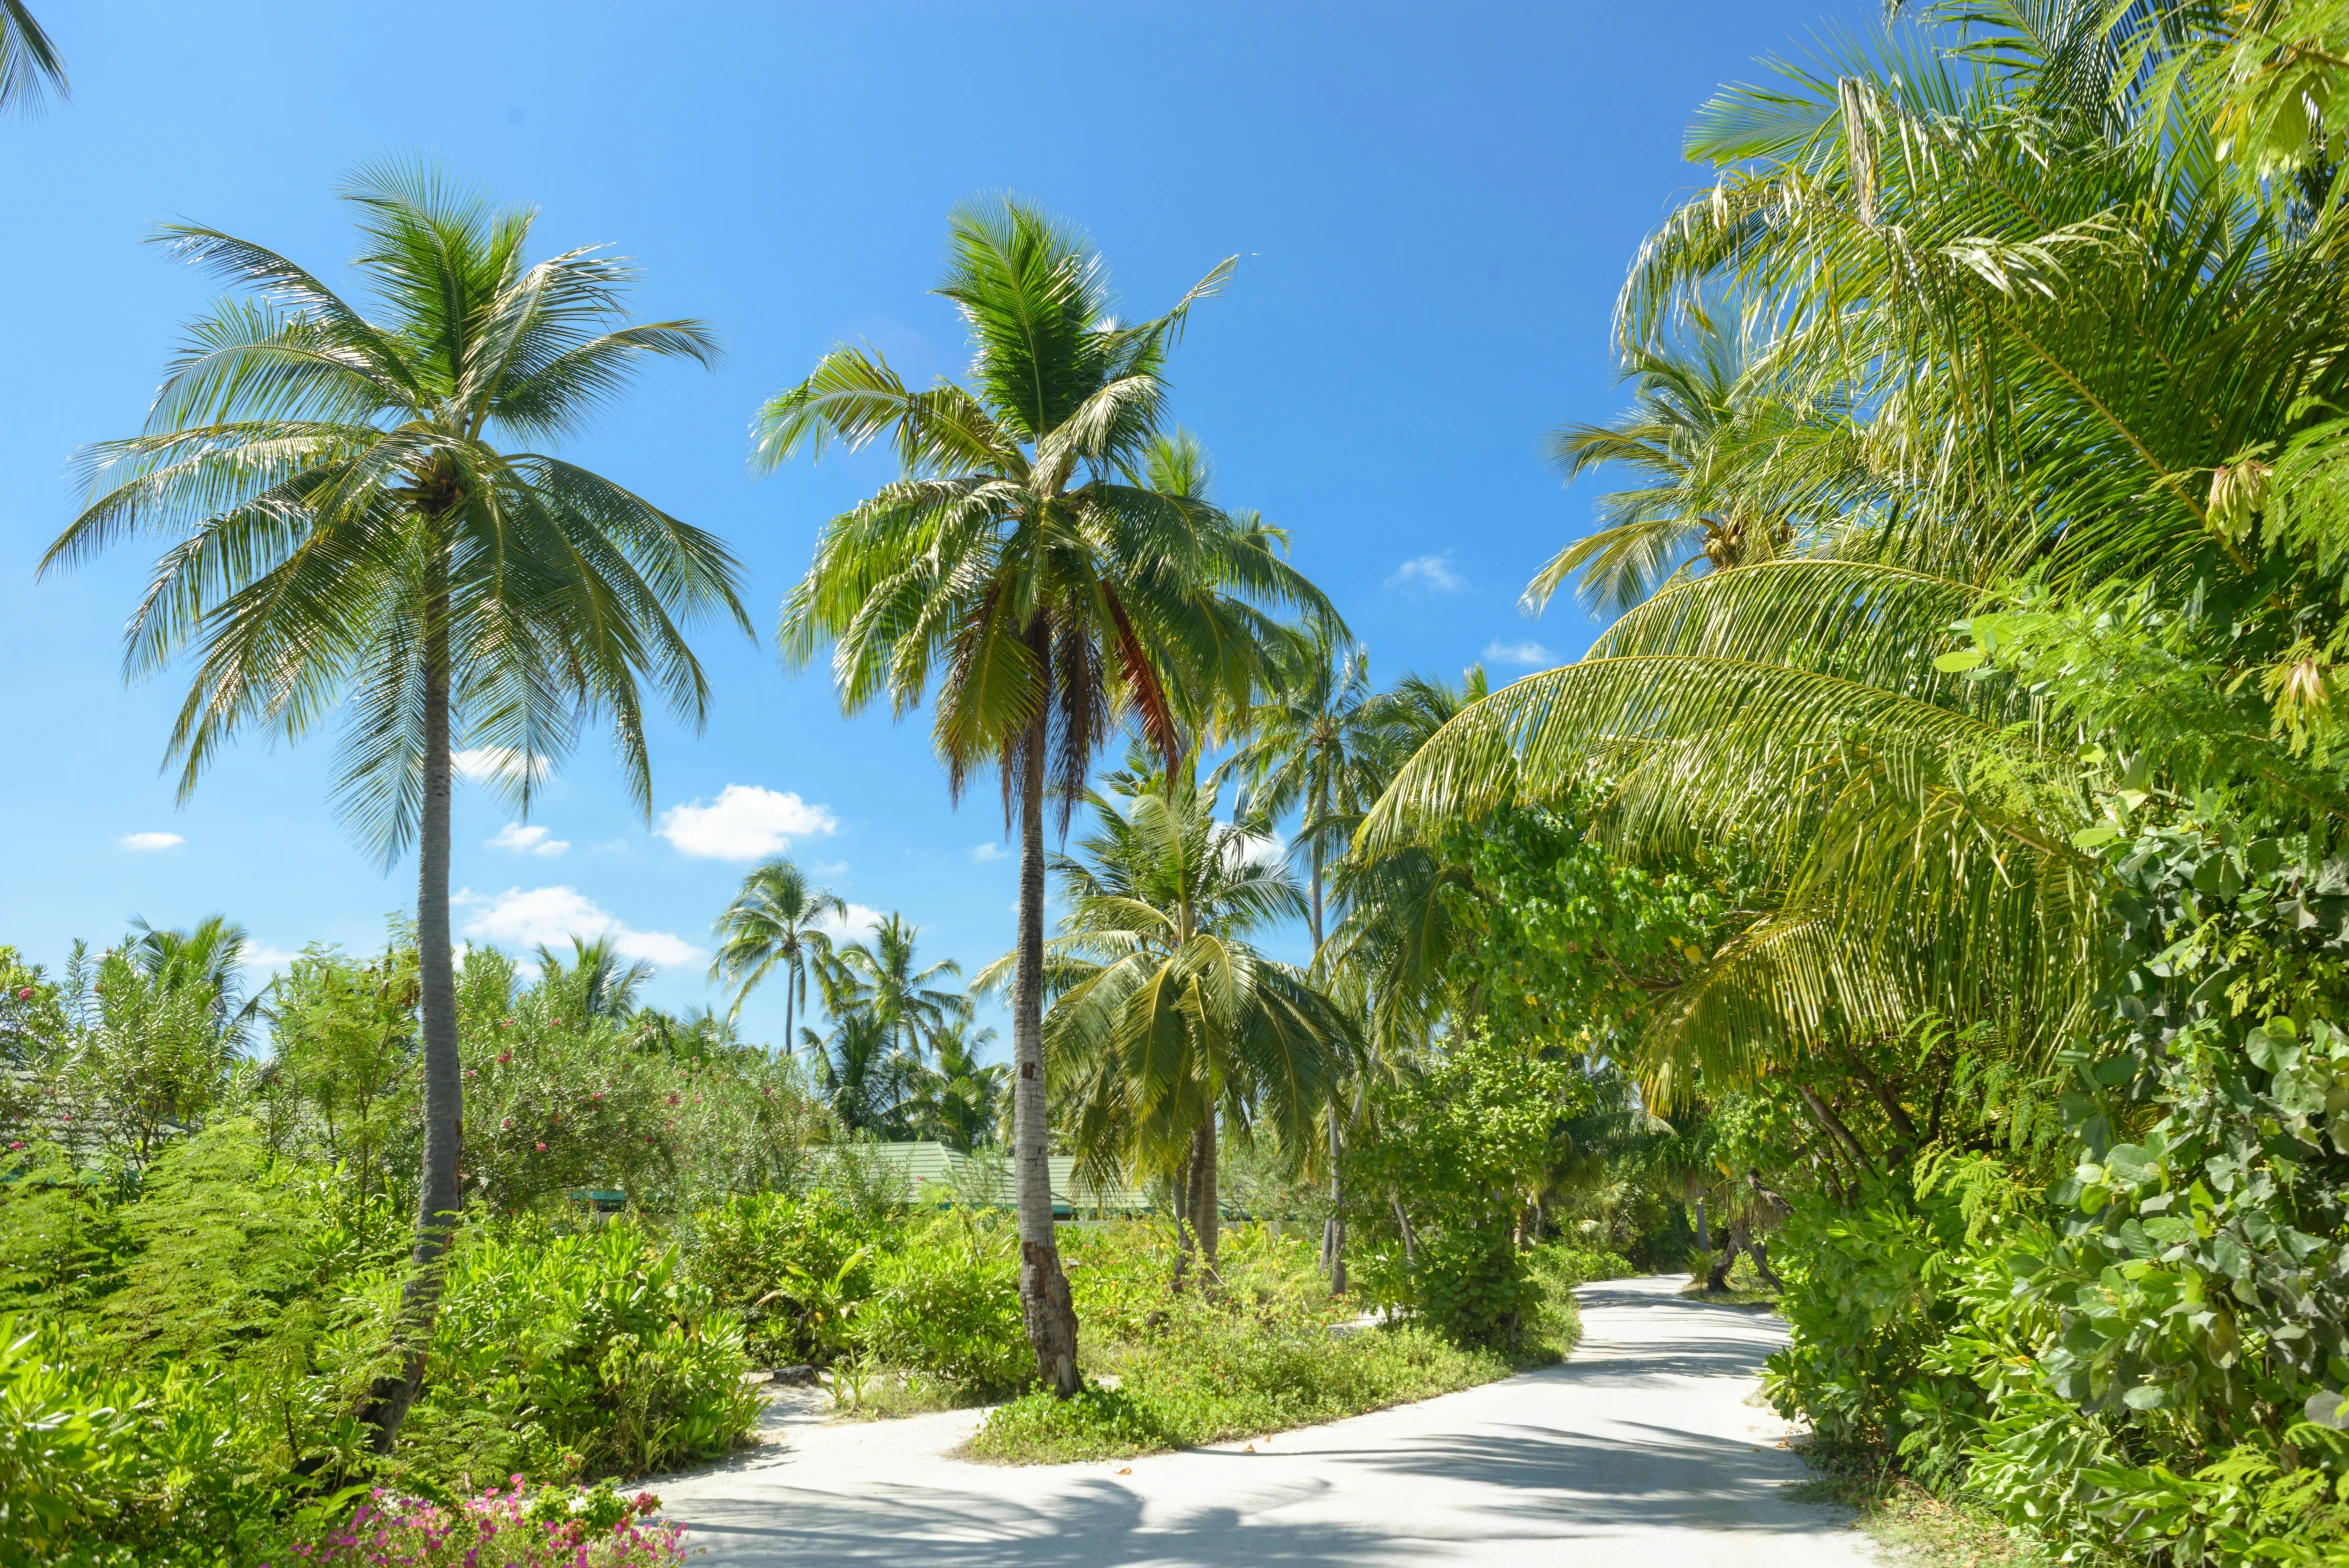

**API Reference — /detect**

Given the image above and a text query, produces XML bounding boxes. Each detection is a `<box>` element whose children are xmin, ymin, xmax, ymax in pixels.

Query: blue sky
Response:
<box><xmin>0</xmin><ymin>0</ymin><xmax>1873</xmax><ymax>1051</ymax></box>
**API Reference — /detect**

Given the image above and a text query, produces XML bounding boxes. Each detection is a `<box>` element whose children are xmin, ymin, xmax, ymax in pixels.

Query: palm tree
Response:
<box><xmin>1000</xmin><ymin>769</ymin><xmax>1356</xmax><ymax>1284</ymax></box>
<box><xmin>823</xmin><ymin>914</ymin><xmax>968</xmax><ymax>1065</ymax></box>
<box><xmin>803</xmin><ymin>1010</ymin><xmax>922</xmax><ymax>1138</ymax></box>
<box><xmin>913</xmin><ymin>1018</ymin><xmax>1008</xmax><ymax>1152</ymax></box>
<box><xmin>1219</xmin><ymin>622</ymin><xmax>1380</xmax><ymax>1289</ymax></box>
<box><xmin>533</xmin><ymin>935</ymin><xmax>656</xmax><ymax>1022</ymax></box>
<box><xmin>1526</xmin><ymin>304</ymin><xmax>1847</xmax><ymax>617</ymax></box>
<box><xmin>758</xmin><ymin>197</ymin><xmax>1334</xmax><ymax>1392</ymax></box>
<box><xmin>41</xmin><ymin>165</ymin><xmax>747</xmax><ymax>1452</ymax></box>
<box><xmin>0</xmin><ymin>2</ymin><xmax>65</xmax><ymax>116</ymax></box>
<box><xmin>126</xmin><ymin>914</ymin><xmax>261</xmax><ymax>1045</ymax></box>
<box><xmin>709</xmin><ymin>857</ymin><xmax>847</xmax><ymax>1049</ymax></box>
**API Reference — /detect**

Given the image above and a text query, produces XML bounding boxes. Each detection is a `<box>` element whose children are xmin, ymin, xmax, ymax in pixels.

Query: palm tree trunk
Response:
<box><xmin>1192</xmin><ymin>1116</ymin><xmax>1221</xmax><ymax>1285</ymax></box>
<box><xmin>1309</xmin><ymin>834</ymin><xmax>1347</xmax><ymax>1296</ymax></box>
<box><xmin>359</xmin><ymin>579</ymin><xmax>463</xmax><ymax>1454</ymax></box>
<box><xmin>1012</xmin><ymin>706</ymin><xmax>1081</xmax><ymax>1396</ymax></box>
<box><xmin>783</xmin><ymin>961</ymin><xmax>795</xmax><ymax>1060</ymax></box>
<box><xmin>1694</xmin><ymin>1195</ymin><xmax>1710</xmax><ymax>1255</ymax></box>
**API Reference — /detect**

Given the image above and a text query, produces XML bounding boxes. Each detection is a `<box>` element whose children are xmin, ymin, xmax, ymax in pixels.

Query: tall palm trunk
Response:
<box><xmin>1310</xmin><ymin>832</ymin><xmax>1347</xmax><ymax>1294</ymax></box>
<box><xmin>1190</xmin><ymin>1116</ymin><xmax>1221</xmax><ymax>1284</ymax></box>
<box><xmin>783</xmin><ymin>962</ymin><xmax>795</xmax><ymax>1059</ymax></box>
<box><xmin>1013</xmin><ymin>694</ymin><xmax>1081</xmax><ymax>1395</ymax></box>
<box><xmin>360</xmin><ymin>574</ymin><xmax>464</xmax><ymax>1453</ymax></box>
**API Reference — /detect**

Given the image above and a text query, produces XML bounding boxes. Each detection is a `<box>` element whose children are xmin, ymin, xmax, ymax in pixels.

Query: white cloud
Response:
<box><xmin>452</xmin><ymin>747</ymin><xmax>549</xmax><ymax>787</ymax></box>
<box><xmin>242</xmin><ymin>944</ymin><xmax>301</xmax><ymax>972</ymax></box>
<box><xmin>1386</xmin><ymin>554</ymin><xmax>1467</xmax><ymax>595</ymax></box>
<box><xmin>454</xmin><ymin>885</ymin><xmax>703</xmax><ymax>967</ymax></box>
<box><xmin>968</xmin><ymin>842</ymin><xmax>1006</xmax><ymax>863</ymax></box>
<box><xmin>658</xmin><ymin>784</ymin><xmax>838</xmax><ymax>861</ymax></box>
<box><xmin>119</xmin><ymin>831</ymin><xmax>184</xmax><ymax>851</ymax></box>
<box><xmin>814</xmin><ymin>902</ymin><xmax>886</xmax><ymax>941</ymax></box>
<box><xmin>489</xmin><ymin>822</ymin><xmax>570</xmax><ymax>857</ymax></box>
<box><xmin>811</xmin><ymin>859</ymin><xmax>850</xmax><ymax>878</ymax></box>
<box><xmin>1483</xmin><ymin>639</ymin><xmax>1557</xmax><ymax>667</ymax></box>
<box><xmin>1234</xmin><ymin>828</ymin><xmax>1287</xmax><ymax>868</ymax></box>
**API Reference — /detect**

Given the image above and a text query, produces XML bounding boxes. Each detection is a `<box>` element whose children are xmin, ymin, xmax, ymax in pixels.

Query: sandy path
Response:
<box><xmin>652</xmin><ymin>1273</ymin><xmax>1878</xmax><ymax>1567</ymax></box>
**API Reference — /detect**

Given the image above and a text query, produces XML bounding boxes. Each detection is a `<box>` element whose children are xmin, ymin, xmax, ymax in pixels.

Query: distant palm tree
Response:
<box><xmin>759</xmin><ymin>197</ymin><xmax>1333</xmax><ymax>1393</ymax></box>
<box><xmin>913</xmin><ymin>1019</ymin><xmax>1008</xmax><ymax>1152</ymax></box>
<box><xmin>709</xmin><ymin>858</ymin><xmax>847</xmax><ymax>1049</ymax></box>
<box><xmin>0</xmin><ymin>2</ymin><xmax>66</xmax><ymax>116</ymax></box>
<box><xmin>126</xmin><ymin>914</ymin><xmax>261</xmax><ymax>1044</ymax></box>
<box><xmin>42</xmin><ymin>165</ymin><xmax>747</xmax><ymax>1454</ymax></box>
<box><xmin>1006</xmin><ymin>768</ymin><xmax>1356</xmax><ymax>1283</ymax></box>
<box><xmin>533</xmin><ymin>935</ymin><xmax>656</xmax><ymax>1022</ymax></box>
<box><xmin>1219</xmin><ymin>623</ymin><xmax>1380</xmax><ymax>1289</ymax></box>
<box><xmin>803</xmin><ymin>1010</ymin><xmax>921</xmax><ymax>1138</ymax></box>
<box><xmin>823</xmin><ymin>914</ymin><xmax>967</xmax><ymax>1066</ymax></box>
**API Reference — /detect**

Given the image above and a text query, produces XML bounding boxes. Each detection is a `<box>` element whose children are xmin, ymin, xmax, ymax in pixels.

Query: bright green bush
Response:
<box><xmin>857</xmin><ymin>1214</ymin><xmax>1029</xmax><ymax>1397</ymax></box>
<box><xmin>398</xmin><ymin>1221</ymin><xmax>761</xmax><ymax>1482</ymax></box>
<box><xmin>683</xmin><ymin>1189</ymin><xmax>882</xmax><ymax>1365</ymax></box>
<box><xmin>968</xmin><ymin>1300</ymin><xmax>1516</xmax><ymax>1463</ymax></box>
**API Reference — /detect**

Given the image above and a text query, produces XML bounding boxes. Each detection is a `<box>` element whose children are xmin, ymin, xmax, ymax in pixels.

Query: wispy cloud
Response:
<box><xmin>454</xmin><ymin>885</ymin><xmax>703</xmax><ymax>967</ymax></box>
<box><xmin>452</xmin><ymin>747</ymin><xmax>549</xmax><ymax>787</ymax></box>
<box><xmin>968</xmin><ymin>842</ymin><xmax>1006</xmax><ymax>863</ymax></box>
<box><xmin>814</xmin><ymin>902</ymin><xmax>886</xmax><ymax>941</ymax></box>
<box><xmin>1482</xmin><ymin>639</ymin><xmax>1557</xmax><ymax>667</ymax></box>
<box><xmin>119</xmin><ymin>831</ymin><xmax>184</xmax><ymax>851</ymax></box>
<box><xmin>658</xmin><ymin>784</ymin><xmax>839</xmax><ymax>861</ymax></box>
<box><xmin>1386</xmin><ymin>554</ymin><xmax>1467</xmax><ymax>596</ymax></box>
<box><xmin>242</xmin><ymin>943</ymin><xmax>301</xmax><ymax>971</ymax></box>
<box><xmin>489</xmin><ymin>822</ymin><xmax>569</xmax><ymax>857</ymax></box>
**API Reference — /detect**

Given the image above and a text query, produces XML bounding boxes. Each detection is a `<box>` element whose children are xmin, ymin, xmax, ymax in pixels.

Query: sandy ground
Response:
<box><xmin>649</xmin><ymin>1273</ymin><xmax>1879</xmax><ymax>1567</ymax></box>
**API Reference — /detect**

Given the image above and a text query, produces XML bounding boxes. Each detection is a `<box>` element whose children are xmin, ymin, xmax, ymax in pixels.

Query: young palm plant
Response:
<box><xmin>986</xmin><ymin>769</ymin><xmax>1357</xmax><ymax>1285</ymax></box>
<box><xmin>758</xmin><ymin>196</ymin><xmax>1334</xmax><ymax>1392</ymax></box>
<box><xmin>709</xmin><ymin>857</ymin><xmax>848</xmax><ymax>1048</ymax></box>
<box><xmin>41</xmin><ymin>165</ymin><xmax>747</xmax><ymax>1451</ymax></box>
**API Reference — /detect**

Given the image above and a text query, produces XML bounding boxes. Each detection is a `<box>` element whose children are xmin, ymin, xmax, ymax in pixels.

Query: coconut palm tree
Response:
<box><xmin>533</xmin><ymin>935</ymin><xmax>656</xmax><ymax>1023</ymax></box>
<box><xmin>125</xmin><ymin>914</ymin><xmax>262</xmax><ymax>1045</ymax></box>
<box><xmin>758</xmin><ymin>196</ymin><xmax>1335</xmax><ymax>1392</ymax></box>
<box><xmin>913</xmin><ymin>1018</ymin><xmax>1009</xmax><ymax>1152</ymax></box>
<box><xmin>803</xmin><ymin>1009</ymin><xmax>922</xmax><ymax>1138</ymax></box>
<box><xmin>41</xmin><ymin>165</ymin><xmax>747</xmax><ymax>1452</ymax></box>
<box><xmin>1218</xmin><ymin>623</ymin><xmax>1380</xmax><ymax>1288</ymax></box>
<box><xmin>0</xmin><ymin>2</ymin><xmax>65</xmax><ymax>115</ymax></box>
<box><xmin>823</xmin><ymin>914</ymin><xmax>968</xmax><ymax>1066</ymax></box>
<box><xmin>996</xmin><ymin>768</ymin><xmax>1356</xmax><ymax>1284</ymax></box>
<box><xmin>709</xmin><ymin>857</ymin><xmax>848</xmax><ymax>1049</ymax></box>
<box><xmin>1526</xmin><ymin>305</ymin><xmax>1850</xmax><ymax>617</ymax></box>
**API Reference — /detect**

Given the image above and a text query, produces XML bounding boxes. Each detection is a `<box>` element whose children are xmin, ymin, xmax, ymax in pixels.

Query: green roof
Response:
<box><xmin>806</xmin><ymin>1141</ymin><xmax>1153</xmax><ymax>1217</ymax></box>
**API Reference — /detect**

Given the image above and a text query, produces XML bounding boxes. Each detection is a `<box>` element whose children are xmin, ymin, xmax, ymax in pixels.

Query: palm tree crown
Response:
<box><xmin>709</xmin><ymin>857</ymin><xmax>848</xmax><ymax>1048</ymax></box>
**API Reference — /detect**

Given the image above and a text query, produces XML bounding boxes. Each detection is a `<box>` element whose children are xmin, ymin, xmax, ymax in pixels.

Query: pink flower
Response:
<box><xmin>501</xmin><ymin>1118</ymin><xmax>513</xmax><ymax>1130</ymax></box>
<box><xmin>534</xmin><ymin>1142</ymin><xmax>547</xmax><ymax>1152</ymax></box>
<box><xmin>667</xmin><ymin>1093</ymin><xmax>681</xmax><ymax>1106</ymax></box>
<box><xmin>497</xmin><ymin>1052</ymin><xmax>511</xmax><ymax>1064</ymax></box>
<box><xmin>590</xmin><ymin>1092</ymin><xmax>603</xmax><ymax>1101</ymax></box>
<box><xmin>6</xmin><ymin>1141</ymin><xmax>20</xmax><ymax>1151</ymax></box>
<box><xmin>14</xmin><ymin>987</ymin><xmax>30</xmax><ymax>1000</ymax></box>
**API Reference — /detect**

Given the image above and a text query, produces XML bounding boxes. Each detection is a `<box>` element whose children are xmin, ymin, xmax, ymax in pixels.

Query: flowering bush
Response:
<box><xmin>275</xmin><ymin>1481</ymin><xmax>685</xmax><ymax>1567</ymax></box>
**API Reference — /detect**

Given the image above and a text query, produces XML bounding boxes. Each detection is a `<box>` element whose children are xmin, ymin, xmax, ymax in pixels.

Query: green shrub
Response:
<box><xmin>968</xmin><ymin>1298</ymin><xmax>1520</xmax><ymax>1463</ymax></box>
<box><xmin>0</xmin><ymin>1316</ymin><xmax>290</xmax><ymax>1567</ymax></box>
<box><xmin>397</xmin><ymin>1221</ymin><xmax>759</xmax><ymax>1483</ymax></box>
<box><xmin>857</xmin><ymin>1215</ymin><xmax>1029</xmax><ymax>1397</ymax></box>
<box><xmin>683</xmin><ymin>1189</ymin><xmax>880</xmax><ymax>1365</ymax></box>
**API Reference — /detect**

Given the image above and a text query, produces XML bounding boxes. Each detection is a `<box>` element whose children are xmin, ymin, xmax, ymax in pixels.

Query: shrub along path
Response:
<box><xmin>652</xmin><ymin>1275</ymin><xmax>1877</xmax><ymax>1566</ymax></box>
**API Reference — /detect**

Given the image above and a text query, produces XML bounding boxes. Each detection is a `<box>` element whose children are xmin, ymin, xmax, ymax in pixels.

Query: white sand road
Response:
<box><xmin>650</xmin><ymin>1274</ymin><xmax>1880</xmax><ymax>1567</ymax></box>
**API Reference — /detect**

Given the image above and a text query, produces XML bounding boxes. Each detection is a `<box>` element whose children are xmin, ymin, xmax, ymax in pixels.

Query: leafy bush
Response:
<box><xmin>857</xmin><ymin>1215</ymin><xmax>1029</xmax><ymax>1397</ymax></box>
<box><xmin>0</xmin><ymin>1316</ymin><xmax>289</xmax><ymax>1567</ymax></box>
<box><xmin>683</xmin><ymin>1189</ymin><xmax>881</xmax><ymax>1365</ymax></box>
<box><xmin>398</xmin><ymin>1221</ymin><xmax>761</xmax><ymax>1482</ymax></box>
<box><xmin>968</xmin><ymin>1300</ymin><xmax>1514</xmax><ymax>1463</ymax></box>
